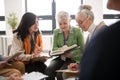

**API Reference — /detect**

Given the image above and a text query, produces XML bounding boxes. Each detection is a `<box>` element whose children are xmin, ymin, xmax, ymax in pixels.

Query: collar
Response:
<box><xmin>88</xmin><ymin>23</ymin><xmax>96</xmax><ymax>33</ymax></box>
<box><xmin>58</xmin><ymin>26</ymin><xmax>74</xmax><ymax>33</ymax></box>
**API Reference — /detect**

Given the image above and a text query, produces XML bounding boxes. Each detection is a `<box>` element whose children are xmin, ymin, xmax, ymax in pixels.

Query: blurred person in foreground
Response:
<box><xmin>79</xmin><ymin>0</ymin><xmax>120</xmax><ymax>80</ymax></box>
<box><xmin>0</xmin><ymin>55</ymin><xmax>25</xmax><ymax>77</ymax></box>
<box><xmin>0</xmin><ymin>73</ymin><xmax>23</xmax><ymax>80</ymax></box>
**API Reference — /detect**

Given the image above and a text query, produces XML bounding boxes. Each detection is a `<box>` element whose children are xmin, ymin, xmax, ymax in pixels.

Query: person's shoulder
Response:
<box><xmin>73</xmin><ymin>27</ymin><xmax>82</xmax><ymax>34</ymax></box>
<box><xmin>54</xmin><ymin>28</ymin><xmax>60</xmax><ymax>31</ymax></box>
<box><xmin>109</xmin><ymin>20</ymin><xmax>120</xmax><ymax>28</ymax></box>
<box><xmin>114</xmin><ymin>20</ymin><xmax>120</xmax><ymax>24</ymax></box>
<box><xmin>71</xmin><ymin>26</ymin><xmax>81</xmax><ymax>30</ymax></box>
<box><xmin>93</xmin><ymin>20</ymin><xmax>120</xmax><ymax>40</ymax></box>
<box><xmin>97</xmin><ymin>21</ymin><xmax>107</xmax><ymax>30</ymax></box>
<box><xmin>12</xmin><ymin>32</ymin><xmax>22</xmax><ymax>41</ymax></box>
<box><xmin>53</xmin><ymin>28</ymin><xmax>61</xmax><ymax>33</ymax></box>
<box><xmin>103</xmin><ymin>20</ymin><xmax>120</xmax><ymax>32</ymax></box>
<box><xmin>13</xmin><ymin>32</ymin><xmax>18</xmax><ymax>38</ymax></box>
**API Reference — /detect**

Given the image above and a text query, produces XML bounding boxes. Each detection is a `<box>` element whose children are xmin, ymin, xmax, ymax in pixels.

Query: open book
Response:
<box><xmin>50</xmin><ymin>44</ymin><xmax>79</xmax><ymax>56</ymax></box>
<box><xmin>6</xmin><ymin>50</ymin><xmax>24</xmax><ymax>61</ymax></box>
<box><xmin>56</xmin><ymin>69</ymin><xmax>79</xmax><ymax>73</ymax></box>
<box><xmin>22</xmin><ymin>71</ymin><xmax>48</xmax><ymax>80</ymax></box>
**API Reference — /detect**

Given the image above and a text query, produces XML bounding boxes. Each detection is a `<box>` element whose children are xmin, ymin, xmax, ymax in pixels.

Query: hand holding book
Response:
<box><xmin>56</xmin><ymin>63</ymin><xmax>79</xmax><ymax>74</ymax></box>
<box><xmin>6</xmin><ymin>49</ymin><xmax>25</xmax><ymax>62</ymax></box>
<box><xmin>0</xmin><ymin>61</ymin><xmax>7</xmax><ymax>68</ymax></box>
<box><xmin>50</xmin><ymin>44</ymin><xmax>79</xmax><ymax>56</ymax></box>
<box><xmin>60</xmin><ymin>45</ymin><xmax>68</xmax><ymax>51</ymax></box>
<box><xmin>61</xmin><ymin>51</ymin><xmax>72</xmax><ymax>58</ymax></box>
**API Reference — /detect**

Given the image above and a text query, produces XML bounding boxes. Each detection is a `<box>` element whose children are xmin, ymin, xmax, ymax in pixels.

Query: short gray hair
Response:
<box><xmin>57</xmin><ymin>11</ymin><xmax>71</xmax><ymax>21</ymax></box>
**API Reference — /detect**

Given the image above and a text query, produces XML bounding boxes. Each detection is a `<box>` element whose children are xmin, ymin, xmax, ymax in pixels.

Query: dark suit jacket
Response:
<box><xmin>79</xmin><ymin>21</ymin><xmax>120</xmax><ymax>80</ymax></box>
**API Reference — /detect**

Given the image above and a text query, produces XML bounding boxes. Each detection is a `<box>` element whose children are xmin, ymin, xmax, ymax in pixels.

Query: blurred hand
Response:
<box><xmin>61</xmin><ymin>45</ymin><xmax>72</xmax><ymax>58</ymax></box>
<box><xmin>61</xmin><ymin>45</ymin><xmax>68</xmax><ymax>51</ymax></box>
<box><xmin>0</xmin><ymin>61</ymin><xmax>7</xmax><ymax>68</ymax></box>
<box><xmin>7</xmin><ymin>73</ymin><xmax>23</xmax><ymax>80</ymax></box>
<box><xmin>62</xmin><ymin>52</ymin><xmax>72</xmax><ymax>58</ymax></box>
<box><xmin>34</xmin><ymin>45</ymin><xmax>42</xmax><ymax>57</ymax></box>
<box><xmin>68</xmin><ymin>63</ymin><xmax>79</xmax><ymax>72</ymax></box>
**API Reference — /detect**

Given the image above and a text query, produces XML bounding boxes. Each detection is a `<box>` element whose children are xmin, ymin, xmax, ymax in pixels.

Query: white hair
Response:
<box><xmin>57</xmin><ymin>11</ymin><xmax>71</xmax><ymax>22</ymax></box>
<box><xmin>77</xmin><ymin>4</ymin><xmax>94</xmax><ymax>20</ymax></box>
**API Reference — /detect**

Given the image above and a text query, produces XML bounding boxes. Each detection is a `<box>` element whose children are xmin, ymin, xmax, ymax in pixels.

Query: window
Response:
<box><xmin>0</xmin><ymin>0</ymin><xmax>6</xmax><ymax>35</ymax></box>
<box><xmin>26</xmin><ymin>0</ymin><xmax>82</xmax><ymax>35</ymax></box>
<box><xmin>56</xmin><ymin>0</ymin><xmax>81</xmax><ymax>28</ymax></box>
<box><xmin>103</xmin><ymin>0</ymin><xmax>120</xmax><ymax>25</ymax></box>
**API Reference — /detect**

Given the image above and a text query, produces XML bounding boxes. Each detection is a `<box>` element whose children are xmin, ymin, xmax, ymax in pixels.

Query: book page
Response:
<box><xmin>51</xmin><ymin>49</ymin><xmax>63</xmax><ymax>54</ymax></box>
<box><xmin>22</xmin><ymin>71</ymin><xmax>48</xmax><ymax>80</ymax></box>
<box><xmin>50</xmin><ymin>49</ymin><xmax>64</xmax><ymax>56</ymax></box>
<box><xmin>56</xmin><ymin>69</ymin><xmax>79</xmax><ymax>73</ymax></box>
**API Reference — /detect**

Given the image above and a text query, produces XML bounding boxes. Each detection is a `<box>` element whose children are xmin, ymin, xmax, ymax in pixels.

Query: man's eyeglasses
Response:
<box><xmin>77</xmin><ymin>17</ymin><xmax>89</xmax><ymax>26</ymax></box>
<box><xmin>77</xmin><ymin>17</ymin><xmax>89</xmax><ymax>25</ymax></box>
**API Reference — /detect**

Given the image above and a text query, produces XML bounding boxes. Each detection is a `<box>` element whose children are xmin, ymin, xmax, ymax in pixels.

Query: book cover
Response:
<box><xmin>6</xmin><ymin>50</ymin><xmax>24</xmax><ymax>61</ymax></box>
<box><xmin>50</xmin><ymin>44</ymin><xmax>79</xmax><ymax>56</ymax></box>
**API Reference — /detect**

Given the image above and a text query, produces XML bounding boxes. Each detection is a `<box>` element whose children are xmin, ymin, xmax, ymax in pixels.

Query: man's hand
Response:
<box><xmin>34</xmin><ymin>45</ymin><xmax>42</xmax><ymax>56</ymax></box>
<box><xmin>0</xmin><ymin>61</ymin><xmax>7</xmax><ymax>68</ymax></box>
<box><xmin>68</xmin><ymin>63</ymin><xmax>79</xmax><ymax>72</ymax></box>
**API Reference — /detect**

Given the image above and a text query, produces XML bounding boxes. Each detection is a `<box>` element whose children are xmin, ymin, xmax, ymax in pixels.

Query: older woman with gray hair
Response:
<box><xmin>44</xmin><ymin>11</ymin><xmax>84</xmax><ymax>80</ymax></box>
<box><xmin>64</xmin><ymin>4</ymin><xmax>106</xmax><ymax>80</ymax></box>
<box><xmin>76</xmin><ymin>4</ymin><xmax>106</xmax><ymax>43</ymax></box>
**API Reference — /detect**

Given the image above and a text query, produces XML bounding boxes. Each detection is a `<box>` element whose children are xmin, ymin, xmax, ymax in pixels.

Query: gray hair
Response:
<box><xmin>77</xmin><ymin>4</ymin><xmax>94</xmax><ymax>20</ymax></box>
<box><xmin>57</xmin><ymin>11</ymin><xmax>71</xmax><ymax>21</ymax></box>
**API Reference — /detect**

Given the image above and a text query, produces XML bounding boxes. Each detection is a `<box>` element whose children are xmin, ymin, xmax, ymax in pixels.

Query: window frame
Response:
<box><xmin>0</xmin><ymin>0</ymin><xmax>6</xmax><ymax>35</ymax></box>
<box><xmin>25</xmin><ymin>0</ymin><xmax>83</xmax><ymax>35</ymax></box>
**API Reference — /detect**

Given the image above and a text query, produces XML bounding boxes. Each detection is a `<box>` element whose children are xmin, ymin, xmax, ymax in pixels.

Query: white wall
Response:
<box><xmin>4</xmin><ymin>0</ymin><xmax>25</xmax><ymax>36</ymax></box>
<box><xmin>83</xmin><ymin>0</ymin><xmax>103</xmax><ymax>24</ymax></box>
<box><xmin>0</xmin><ymin>0</ymin><xmax>25</xmax><ymax>55</ymax></box>
<box><xmin>42</xmin><ymin>35</ymin><xmax>53</xmax><ymax>51</ymax></box>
